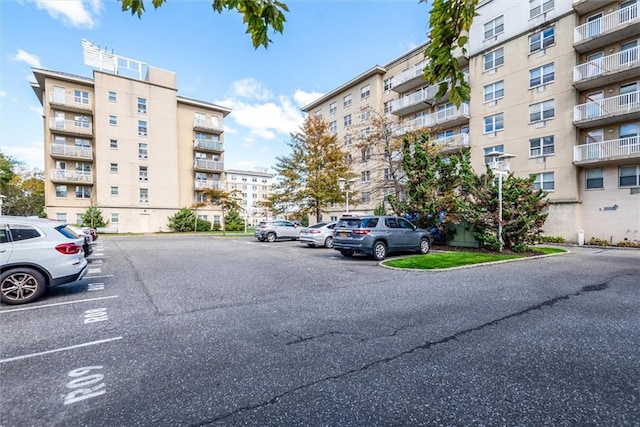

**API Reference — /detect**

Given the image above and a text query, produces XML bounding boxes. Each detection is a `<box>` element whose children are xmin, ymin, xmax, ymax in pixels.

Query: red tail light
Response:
<box><xmin>353</xmin><ymin>229</ymin><xmax>371</xmax><ymax>235</ymax></box>
<box><xmin>310</xmin><ymin>230</ymin><xmax>322</xmax><ymax>234</ymax></box>
<box><xmin>55</xmin><ymin>243</ymin><xmax>82</xmax><ymax>255</ymax></box>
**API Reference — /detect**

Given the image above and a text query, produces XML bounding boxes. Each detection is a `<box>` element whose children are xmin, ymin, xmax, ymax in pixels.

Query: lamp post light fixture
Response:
<box><xmin>337</xmin><ymin>178</ymin><xmax>355</xmax><ymax>213</ymax></box>
<box><xmin>485</xmin><ymin>152</ymin><xmax>516</xmax><ymax>252</ymax></box>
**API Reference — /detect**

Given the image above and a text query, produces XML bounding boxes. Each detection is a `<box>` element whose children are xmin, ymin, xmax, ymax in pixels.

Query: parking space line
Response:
<box><xmin>0</xmin><ymin>336</ymin><xmax>123</xmax><ymax>364</ymax></box>
<box><xmin>0</xmin><ymin>295</ymin><xmax>119</xmax><ymax>314</ymax></box>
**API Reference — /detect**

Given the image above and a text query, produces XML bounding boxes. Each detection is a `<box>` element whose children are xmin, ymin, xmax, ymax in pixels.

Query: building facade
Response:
<box><xmin>225</xmin><ymin>168</ymin><xmax>274</xmax><ymax>226</ymax></box>
<box><xmin>303</xmin><ymin>0</ymin><xmax>640</xmax><ymax>244</ymax></box>
<box><xmin>32</xmin><ymin>60</ymin><xmax>237</xmax><ymax>233</ymax></box>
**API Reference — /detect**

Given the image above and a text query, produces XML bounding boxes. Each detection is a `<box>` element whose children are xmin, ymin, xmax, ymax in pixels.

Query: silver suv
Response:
<box><xmin>332</xmin><ymin>215</ymin><xmax>432</xmax><ymax>261</ymax></box>
<box><xmin>254</xmin><ymin>220</ymin><xmax>301</xmax><ymax>242</ymax></box>
<box><xmin>1</xmin><ymin>216</ymin><xmax>88</xmax><ymax>305</ymax></box>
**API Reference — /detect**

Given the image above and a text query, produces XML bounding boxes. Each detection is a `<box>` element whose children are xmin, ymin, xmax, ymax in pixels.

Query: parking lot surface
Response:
<box><xmin>1</xmin><ymin>235</ymin><xmax>639</xmax><ymax>426</ymax></box>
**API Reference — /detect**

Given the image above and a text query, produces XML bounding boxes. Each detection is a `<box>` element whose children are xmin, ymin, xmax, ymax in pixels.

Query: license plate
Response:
<box><xmin>341</xmin><ymin>232</ymin><xmax>349</xmax><ymax>237</ymax></box>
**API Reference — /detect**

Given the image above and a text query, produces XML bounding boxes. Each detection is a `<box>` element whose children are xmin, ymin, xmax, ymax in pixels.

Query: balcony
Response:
<box><xmin>194</xmin><ymin>159</ymin><xmax>224</xmax><ymax>172</ymax></box>
<box><xmin>573</xmin><ymin>91</ymin><xmax>640</xmax><ymax>128</ymax></box>
<box><xmin>433</xmin><ymin>133</ymin><xmax>470</xmax><ymax>153</ymax></box>
<box><xmin>49</xmin><ymin>93</ymin><xmax>92</xmax><ymax>113</ymax></box>
<box><xmin>393</xmin><ymin>60</ymin><xmax>428</xmax><ymax>93</ymax></box>
<box><xmin>573</xmin><ymin>47</ymin><xmax>640</xmax><ymax>91</ymax></box>
<box><xmin>49</xmin><ymin>118</ymin><xmax>93</xmax><ymax>136</ymax></box>
<box><xmin>392</xmin><ymin>72</ymin><xmax>469</xmax><ymax>117</ymax></box>
<box><xmin>195</xmin><ymin>180</ymin><xmax>223</xmax><ymax>191</ymax></box>
<box><xmin>399</xmin><ymin>103</ymin><xmax>470</xmax><ymax>134</ymax></box>
<box><xmin>574</xmin><ymin>136</ymin><xmax>640</xmax><ymax>165</ymax></box>
<box><xmin>194</xmin><ymin>138</ymin><xmax>223</xmax><ymax>153</ymax></box>
<box><xmin>193</xmin><ymin>118</ymin><xmax>223</xmax><ymax>134</ymax></box>
<box><xmin>574</xmin><ymin>3</ymin><xmax>639</xmax><ymax>53</ymax></box>
<box><xmin>49</xmin><ymin>169</ymin><xmax>93</xmax><ymax>184</ymax></box>
<box><xmin>572</xmin><ymin>0</ymin><xmax>609</xmax><ymax>16</ymax></box>
<box><xmin>50</xmin><ymin>144</ymin><xmax>93</xmax><ymax>161</ymax></box>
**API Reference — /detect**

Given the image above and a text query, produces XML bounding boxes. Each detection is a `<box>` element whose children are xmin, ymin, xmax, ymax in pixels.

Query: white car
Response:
<box><xmin>299</xmin><ymin>222</ymin><xmax>337</xmax><ymax>248</ymax></box>
<box><xmin>0</xmin><ymin>216</ymin><xmax>88</xmax><ymax>305</ymax></box>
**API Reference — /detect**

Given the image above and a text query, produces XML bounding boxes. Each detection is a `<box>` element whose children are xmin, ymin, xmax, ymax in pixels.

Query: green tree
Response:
<box><xmin>0</xmin><ymin>153</ymin><xmax>16</xmax><ymax>197</ymax></box>
<box><xmin>224</xmin><ymin>209</ymin><xmax>245</xmax><ymax>231</ymax></box>
<box><xmin>81</xmin><ymin>205</ymin><xmax>109</xmax><ymax>228</ymax></box>
<box><xmin>121</xmin><ymin>0</ymin><xmax>288</xmax><ymax>49</ymax></box>
<box><xmin>270</xmin><ymin>115</ymin><xmax>354</xmax><ymax>223</ymax></box>
<box><xmin>200</xmin><ymin>188</ymin><xmax>242</xmax><ymax>234</ymax></box>
<box><xmin>168</xmin><ymin>207</ymin><xmax>202</xmax><ymax>232</ymax></box>
<box><xmin>0</xmin><ymin>158</ymin><xmax>45</xmax><ymax>217</ymax></box>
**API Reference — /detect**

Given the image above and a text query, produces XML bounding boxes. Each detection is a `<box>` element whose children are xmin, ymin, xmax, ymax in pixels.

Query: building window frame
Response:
<box><xmin>533</xmin><ymin>172</ymin><xmax>555</xmax><ymax>191</ymax></box>
<box><xmin>529</xmin><ymin>26</ymin><xmax>555</xmax><ymax>53</ymax></box>
<box><xmin>529</xmin><ymin>0</ymin><xmax>554</xmax><ymax>19</ymax></box>
<box><xmin>586</xmin><ymin>168</ymin><xmax>604</xmax><ymax>189</ymax></box>
<box><xmin>529</xmin><ymin>136</ymin><xmax>555</xmax><ymax>157</ymax></box>
<box><xmin>619</xmin><ymin>165</ymin><xmax>640</xmax><ymax>187</ymax></box>
<box><xmin>529</xmin><ymin>63</ymin><xmax>555</xmax><ymax>88</ymax></box>
<box><xmin>529</xmin><ymin>100</ymin><xmax>555</xmax><ymax>123</ymax></box>
<box><xmin>483</xmin><ymin>113</ymin><xmax>504</xmax><ymax>133</ymax></box>
<box><xmin>484</xmin><ymin>15</ymin><xmax>504</xmax><ymax>39</ymax></box>
<box><xmin>484</xmin><ymin>81</ymin><xmax>504</xmax><ymax>103</ymax></box>
<box><xmin>484</xmin><ymin>48</ymin><xmax>504</xmax><ymax>72</ymax></box>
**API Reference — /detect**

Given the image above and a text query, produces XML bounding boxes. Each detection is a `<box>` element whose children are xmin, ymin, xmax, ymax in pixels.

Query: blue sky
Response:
<box><xmin>1</xmin><ymin>0</ymin><xmax>431</xmax><ymax>172</ymax></box>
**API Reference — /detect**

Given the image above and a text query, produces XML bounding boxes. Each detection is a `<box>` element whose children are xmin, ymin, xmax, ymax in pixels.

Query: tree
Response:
<box><xmin>224</xmin><ymin>209</ymin><xmax>245</xmax><ymax>231</ymax></box>
<box><xmin>270</xmin><ymin>115</ymin><xmax>354</xmax><ymax>223</ymax></box>
<box><xmin>0</xmin><ymin>156</ymin><xmax>45</xmax><ymax>217</ymax></box>
<box><xmin>120</xmin><ymin>0</ymin><xmax>288</xmax><ymax>49</ymax></box>
<box><xmin>200</xmin><ymin>188</ymin><xmax>242</xmax><ymax>234</ymax></box>
<box><xmin>169</xmin><ymin>207</ymin><xmax>209</xmax><ymax>232</ymax></box>
<box><xmin>81</xmin><ymin>205</ymin><xmax>109</xmax><ymax>228</ymax></box>
<box><xmin>0</xmin><ymin>153</ymin><xmax>16</xmax><ymax>196</ymax></box>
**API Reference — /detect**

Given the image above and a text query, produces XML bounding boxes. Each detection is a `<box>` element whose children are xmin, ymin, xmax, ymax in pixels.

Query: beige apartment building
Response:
<box><xmin>303</xmin><ymin>0</ymin><xmax>639</xmax><ymax>244</ymax></box>
<box><xmin>31</xmin><ymin>55</ymin><xmax>236</xmax><ymax>233</ymax></box>
<box><xmin>225</xmin><ymin>168</ymin><xmax>274</xmax><ymax>226</ymax></box>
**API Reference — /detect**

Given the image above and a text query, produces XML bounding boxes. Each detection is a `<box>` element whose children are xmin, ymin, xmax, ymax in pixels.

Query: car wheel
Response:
<box><xmin>0</xmin><ymin>268</ymin><xmax>47</xmax><ymax>305</ymax></box>
<box><xmin>417</xmin><ymin>237</ymin><xmax>431</xmax><ymax>254</ymax></box>
<box><xmin>306</xmin><ymin>243</ymin><xmax>315</xmax><ymax>247</ymax></box>
<box><xmin>340</xmin><ymin>250</ymin><xmax>354</xmax><ymax>257</ymax></box>
<box><xmin>266</xmin><ymin>232</ymin><xmax>276</xmax><ymax>243</ymax></box>
<box><xmin>257</xmin><ymin>237</ymin><xmax>265</xmax><ymax>242</ymax></box>
<box><xmin>324</xmin><ymin>236</ymin><xmax>334</xmax><ymax>249</ymax></box>
<box><xmin>373</xmin><ymin>241</ymin><xmax>387</xmax><ymax>261</ymax></box>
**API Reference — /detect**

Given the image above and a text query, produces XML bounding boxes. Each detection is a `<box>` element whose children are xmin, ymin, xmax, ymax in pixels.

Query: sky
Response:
<box><xmin>1</xmin><ymin>0</ymin><xmax>432</xmax><ymax>173</ymax></box>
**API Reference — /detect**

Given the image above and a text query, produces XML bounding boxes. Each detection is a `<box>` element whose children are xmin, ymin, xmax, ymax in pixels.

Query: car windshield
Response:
<box><xmin>309</xmin><ymin>223</ymin><xmax>327</xmax><ymax>229</ymax></box>
<box><xmin>337</xmin><ymin>218</ymin><xmax>362</xmax><ymax>228</ymax></box>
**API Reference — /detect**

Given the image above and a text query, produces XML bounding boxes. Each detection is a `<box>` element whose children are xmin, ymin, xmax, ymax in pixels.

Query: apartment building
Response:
<box><xmin>225</xmin><ymin>168</ymin><xmax>274</xmax><ymax>226</ymax></box>
<box><xmin>303</xmin><ymin>0</ymin><xmax>640</xmax><ymax>243</ymax></box>
<box><xmin>31</xmin><ymin>56</ymin><xmax>232</xmax><ymax>233</ymax></box>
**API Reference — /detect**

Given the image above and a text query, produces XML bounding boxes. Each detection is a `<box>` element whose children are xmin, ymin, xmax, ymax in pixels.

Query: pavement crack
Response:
<box><xmin>285</xmin><ymin>331</ymin><xmax>356</xmax><ymax>345</ymax></box>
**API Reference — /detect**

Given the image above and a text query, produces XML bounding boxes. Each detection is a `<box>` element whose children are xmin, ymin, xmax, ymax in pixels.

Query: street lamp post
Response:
<box><xmin>485</xmin><ymin>152</ymin><xmax>516</xmax><ymax>252</ymax></box>
<box><xmin>0</xmin><ymin>194</ymin><xmax>5</xmax><ymax>216</ymax></box>
<box><xmin>338</xmin><ymin>178</ymin><xmax>355</xmax><ymax>213</ymax></box>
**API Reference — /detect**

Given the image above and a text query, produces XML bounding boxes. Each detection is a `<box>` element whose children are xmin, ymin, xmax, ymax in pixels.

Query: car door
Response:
<box><xmin>397</xmin><ymin>218</ymin><xmax>419</xmax><ymax>249</ymax></box>
<box><xmin>383</xmin><ymin>217</ymin><xmax>403</xmax><ymax>250</ymax></box>
<box><xmin>281</xmin><ymin>221</ymin><xmax>297</xmax><ymax>239</ymax></box>
<box><xmin>0</xmin><ymin>221</ymin><xmax>13</xmax><ymax>266</ymax></box>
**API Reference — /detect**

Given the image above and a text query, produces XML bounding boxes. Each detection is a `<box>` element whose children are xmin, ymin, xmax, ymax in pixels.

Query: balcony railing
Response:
<box><xmin>574</xmin><ymin>47</ymin><xmax>640</xmax><ymax>86</ymax></box>
<box><xmin>194</xmin><ymin>159</ymin><xmax>224</xmax><ymax>171</ymax></box>
<box><xmin>574</xmin><ymin>91</ymin><xmax>640</xmax><ymax>123</ymax></box>
<box><xmin>49</xmin><ymin>93</ymin><xmax>92</xmax><ymax>110</ymax></box>
<box><xmin>194</xmin><ymin>138</ymin><xmax>223</xmax><ymax>152</ymax></box>
<box><xmin>399</xmin><ymin>103</ymin><xmax>470</xmax><ymax>133</ymax></box>
<box><xmin>574</xmin><ymin>3</ymin><xmax>639</xmax><ymax>44</ymax></box>
<box><xmin>433</xmin><ymin>133</ymin><xmax>470</xmax><ymax>151</ymax></box>
<box><xmin>394</xmin><ymin>60</ymin><xmax>427</xmax><ymax>87</ymax></box>
<box><xmin>49</xmin><ymin>118</ymin><xmax>92</xmax><ymax>135</ymax></box>
<box><xmin>574</xmin><ymin>136</ymin><xmax>640</xmax><ymax>163</ymax></box>
<box><xmin>193</xmin><ymin>118</ymin><xmax>223</xmax><ymax>133</ymax></box>
<box><xmin>391</xmin><ymin>72</ymin><xmax>469</xmax><ymax>116</ymax></box>
<box><xmin>195</xmin><ymin>180</ymin><xmax>223</xmax><ymax>190</ymax></box>
<box><xmin>50</xmin><ymin>144</ymin><xmax>93</xmax><ymax>160</ymax></box>
<box><xmin>50</xmin><ymin>169</ymin><xmax>93</xmax><ymax>183</ymax></box>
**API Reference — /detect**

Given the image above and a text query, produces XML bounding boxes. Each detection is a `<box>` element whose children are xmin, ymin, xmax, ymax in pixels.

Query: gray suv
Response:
<box><xmin>332</xmin><ymin>215</ymin><xmax>432</xmax><ymax>261</ymax></box>
<box><xmin>254</xmin><ymin>220</ymin><xmax>301</xmax><ymax>242</ymax></box>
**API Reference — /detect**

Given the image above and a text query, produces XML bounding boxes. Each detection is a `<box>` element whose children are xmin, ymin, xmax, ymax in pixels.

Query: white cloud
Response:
<box><xmin>29</xmin><ymin>104</ymin><xmax>43</xmax><ymax>116</ymax></box>
<box><xmin>293</xmin><ymin>89</ymin><xmax>323</xmax><ymax>108</ymax></box>
<box><xmin>3</xmin><ymin>142</ymin><xmax>45</xmax><ymax>171</ymax></box>
<box><xmin>229</xmin><ymin>78</ymin><xmax>273</xmax><ymax>101</ymax></box>
<box><xmin>0</xmin><ymin>90</ymin><xmax>6</xmax><ymax>98</ymax></box>
<box><xmin>14</xmin><ymin>50</ymin><xmax>42</xmax><ymax>68</ymax></box>
<box><xmin>31</xmin><ymin>0</ymin><xmax>103</xmax><ymax>29</ymax></box>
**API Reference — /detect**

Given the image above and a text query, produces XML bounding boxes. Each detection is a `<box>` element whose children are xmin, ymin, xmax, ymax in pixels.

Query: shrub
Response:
<box><xmin>538</xmin><ymin>235</ymin><xmax>565</xmax><ymax>244</ymax></box>
<box><xmin>168</xmin><ymin>207</ymin><xmax>197</xmax><ymax>232</ymax></box>
<box><xmin>586</xmin><ymin>237</ymin><xmax>611</xmax><ymax>246</ymax></box>
<box><xmin>616</xmin><ymin>240</ymin><xmax>640</xmax><ymax>248</ymax></box>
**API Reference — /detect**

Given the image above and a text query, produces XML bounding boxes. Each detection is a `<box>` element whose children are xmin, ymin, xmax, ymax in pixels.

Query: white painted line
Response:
<box><xmin>89</xmin><ymin>259</ymin><xmax>103</xmax><ymax>264</ymax></box>
<box><xmin>0</xmin><ymin>295</ymin><xmax>119</xmax><ymax>313</ymax></box>
<box><xmin>87</xmin><ymin>268</ymin><xmax>102</xmax><ymax>274</ymax></box>
<box><xmin>0</xmin><ymin>336</ymin><xmax>123</xmax><ymax>364</ymax></box>
<box><xmin>85</xmin><ymin>274</ymin><xmax>114</xmax><ymax>279</ymax></box>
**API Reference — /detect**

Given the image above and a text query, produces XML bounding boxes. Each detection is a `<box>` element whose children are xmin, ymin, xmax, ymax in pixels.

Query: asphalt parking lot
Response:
<box><xmin>1</xmin><ymin>235</ymin><xmax>639</xmax><ymax>426</ymax></box>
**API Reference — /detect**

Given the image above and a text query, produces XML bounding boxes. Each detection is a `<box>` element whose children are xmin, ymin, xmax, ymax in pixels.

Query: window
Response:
<box><xmin>484</xmin><ymin>48</ymin><xmax>504</xmax><ymax>71</ymax></box>
<box><xmin>110</xmin><ymin>163</ymin><xmax>118</xmax><ymax>173</ymax></box>
<box><xmin>529</xmin><ymin>27</ymin><xmax>554</xmax><ymax>53</ymax></box>
<box><xmin>484</xmin><ymin>15</ymin><xmax>504</xmax><ymax>39</ymax></box>
<box><xmin>56</xmin><ymin>213</ymin><xmax>67</xmax><ymax>222</ymax></box>
<box><xmin>586</xmin><ymin>168</ymin><xmax>604</xmax><ymax>189</ymax></box>
<box><xmin>139</xmin><ymin>143</ymin><xmax>148</xmax><ymax>159</ymax></box>
<box><xmin>361</xmin><ymin>147</ymin><xmax>372</xmax><ymax>161</ymax></box>
<box><xmin>329</xmin><ymin>121</ymin><xmax>337</xmax><ymax>133</ymax></box>
<box><xmin>361</xmin><ymin>171</ymin><xmax>371</xmax><ymax>182</ymax></box>
<box><xmin>108</xmin><ymin>115</ymin><xmax>117</xmax><ymax>125</ymax></box>
<box><xmin>196</xmin><ymin>193</ymin><xmax>207</xmax><ymax>203</ymax></box>
<box><xmin>620</xmin><ymin>82</ymin><xmax>639</xmax><ymax>106</ymax></box>
<box><xmin>108</xmin><ymin>91</ymin><xmax>117</xmax><ymax>102</ymax></box>
<box><xmin>344</xmin><ymin>114</ymin><xmax>352</xmax><ymax>127</ymax></box>
<box><xmin>361</xmin><ymin>128</ymin><xmax>370</xmax><ymax>139</ymax></box>
<box><xmin>484</xmin><ymin>81</ymin><xmax>504</xmax><ymax>102</ymax></box>
<box><xmin>361</xmin><ymin>84</ymin><xmax>370</xmax><ymax>100</ymax></box>
<box><xmin>343</xmin><ymin>94</ymin><xmax>352</xmax><ymax>109</ymax></box>
<box><xmin>530</xmin><ymin>100</ymin><xmax>555</xmax><ymax>123</ymax></box>
<box><xmin>329</xmin><ymin>102</ymin><xmax>337</xmax><ymax>115</ymax></box>
<box><xmin>138</xmin><ymin>120</ymin><xmax>148</xmax><ymax>137</ymax></box>
<box><xmin>620</xmin><ymin>40</ymin><xmax>638</xmax><ymax>65</ymax></box>
<box><xmin>75</xmin><ymin>138</ymin><xmax>90</xmax><ymax>148</ymax></box>
<box><xmin>484</xmin><ymin>145</ymin><xmax>504</xmax><ymax>164</ymax></box>
<box><xmin>620</xmin><ymin>0</ymin><xmax>638</xmax><ymax>23</ymax></box>
<box><xmin>110</xmin><ymin>139</ymin><xmax>118</xmax><ymax>149</ymax></box>
<box><xmin>74</xmin><ymin>90</ymin><xmax>89</xmax><ymax>105</ymax></box>
<box><xmin>140</xmin><ymin>188</ymin><xmax>149</xmax><ymax>204</ymax></box>
<box><xmin>533</xmin><ymin>172</ymin><xmax>555</xmax><ymax>191</ymax></box>
<box><xmin>530</xmin><ymin>63</ymin><xmax>555</xmax><ymax>87</ymax></box>
<box><xmin>137</xmin><ymin>97</ymin><xmax>147</xmax><ymax>114</ymax></box>
<box><xmin>484</xmin><ymin>113</ymin><xmax>504</xmax><ymax>133</ymax></box>
<box><xmin>76</xmin><ymin>213</ymin><xmax>83</xmax><ymax>225</ymax></box>
<box><xmin>77</xmin><ymin>163</ymin><xmax>91</xmax><ymax>173</ymax></box>
<box><xmin>384</xmin><ymin>101</ymin><xmax>393</xmax><ymax>114</ymax></box>
<box><xmin>111</xmin><ymin>186</ymin><xmax>119</xmax><ymax>196</ymax></box>
<box><xmin>74</xmin><ymin>114</ymin><xmax>90</xmax><ymax>129</ymax></box>
<box><xmin>344</xmin><ymin>135</ymin><xmax>352</xmax><ymax>147</ymax></box>
<box><xmin>620</xmin><ymin>123</ymin><xmax>639</xmax><ymax>146</ymax></box>
<box><xmin>360</xmin><ymin>108</ymin><xmax>370</xmax><ymax>122</ymax></box>
<box><xmin>384</xmin><ymin>77</ymin><xmax>394</xmax><ymax>92</ymax></box>
<box><xmin>384</xmin><ymin>169</ymin><xmax>391</xmax><ymax>181</ymax></box>
<box><xmin>111</xmin><ymin>213</ymin><xmax>119</xmax><ymax>224</ymax></box>
<box><xmin>619</xmin><ymin>165</ymin><xmax>640</xmax><ymax>186</ymax></box>
<box><xmin>530</xmin><ymin>136</ymin><xmax>555</xmax><ymax>157</ymax></box>
<box><xmin>139</xmin><ymin>166</ymin><xmax>148</xmax><ymax>182</ymax></box>
<box><xmin>530</xmin><ymin>0</ymin><xmax>554</xmax><ymax>18</ymax></box>
<box><xmin>76</xmin><ymin>186</ymin><xmax>92</xmax><ymax>199</ymax></box>
<box><xmin>55</xmin><ymin>185</ymin><xmax>67</xmax><ymax>197</ymax></box>
<box><xmin>361</xmin><ymin>192</ymin><xmax>371</xmax><ymax>203</ymax></box>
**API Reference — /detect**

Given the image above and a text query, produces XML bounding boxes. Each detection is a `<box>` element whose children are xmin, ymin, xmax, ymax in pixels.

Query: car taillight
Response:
<box><xmin>353</xmin><ymin>229</ymin><xmax>371</xmax><ymax>235</ymax></box>
<box><xmin>55</xmin><ymin>243</ymin><xmax>82</xmax><ymax>255</ymax></box>
<box><xmin>310</xmin><ymin>230</ymin><xmax>321</xmax><ymax>234</ymax></box>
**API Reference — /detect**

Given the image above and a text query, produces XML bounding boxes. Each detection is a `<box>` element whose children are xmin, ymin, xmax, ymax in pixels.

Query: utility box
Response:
<box><xmin>447</xmin><ymin>221</ymin><xmax>481</xmax><ymax>248</ymax></box>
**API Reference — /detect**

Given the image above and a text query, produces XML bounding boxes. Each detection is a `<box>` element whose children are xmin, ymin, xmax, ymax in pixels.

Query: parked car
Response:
<box><xmin>332</xmin><ymin>215</ymin><xmax>432</xmax><ymax>261</ymax></box>
<box><xmin>67</xmin><ymin>225</ymin><xmax>94</xmax><ymax>257</ymax></box>
<box><xmin>254</xmin><ymin>220</ymin><xmax>301</xmax><ymax>242</ymax></box>
<box><xmin>299</xmin><ymin>222</ymin><xmax>337</xmax><ymax>248</ymax></box>
<box><xmin>0</xmin><ymin>216</ymin><xmax>88</xmax><ymax>305</ymax></box>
